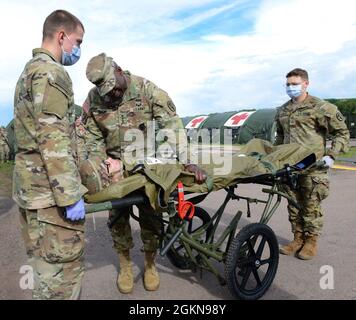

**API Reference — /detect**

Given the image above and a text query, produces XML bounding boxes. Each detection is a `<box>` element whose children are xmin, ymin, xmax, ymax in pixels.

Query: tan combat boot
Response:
<box><xmin>297</xmin><ymin>235</ymin><xmax>318</xmax><ymax>260</ymax></box>
<box><xmin>279</xmin><ymin>231</ymin><xmax>304</xmax><ymax>255</ymax></box>
<box><xmin>117</xmin><ymin>250</ymin><xmax>133</xmax><ymax>294</ymax></box>
<box><xmin>143</xmin><ymin>251</ymin><xmax>160</xmax><ymax>291</ymax></box>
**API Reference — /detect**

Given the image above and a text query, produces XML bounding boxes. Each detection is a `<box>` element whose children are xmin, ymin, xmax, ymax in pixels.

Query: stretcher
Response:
<box><xmin>84</xmin><ymin>151</ymin><xmax>323</xmax><ymax>300</ymax></box>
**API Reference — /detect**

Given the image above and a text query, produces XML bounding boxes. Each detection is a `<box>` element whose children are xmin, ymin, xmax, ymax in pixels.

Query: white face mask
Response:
<box><xmin>286</xmin><ymin>84</ymin><xmax>303</xmax><ymax>98</ymax></box>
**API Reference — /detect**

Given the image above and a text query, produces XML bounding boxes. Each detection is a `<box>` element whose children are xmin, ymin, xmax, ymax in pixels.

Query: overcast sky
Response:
<box><xmin>1</xmin><ymin>0</ymin><xmax>356</xmax><ymax>126</ymax></box>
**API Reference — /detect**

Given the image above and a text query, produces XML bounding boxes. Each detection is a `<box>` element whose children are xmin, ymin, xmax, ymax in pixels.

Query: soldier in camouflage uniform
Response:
<box><xmin>0</xmin><ymin>126</ymin><xmax>10</xmax><ymax>162</ymax></box>
<box><xmin>275</xmin><ymin>68</ymin><xmax>350</xmax><ymax>260</ymax></box>
<box><xmin>13</xmin><ymin>10</ymin><xmax>87</xmax><ymax>299</ymax></box>
<box><xmin>83</xmin><ymin>53</ymin><xmax>206</xmax><ymax>293</ymax></box>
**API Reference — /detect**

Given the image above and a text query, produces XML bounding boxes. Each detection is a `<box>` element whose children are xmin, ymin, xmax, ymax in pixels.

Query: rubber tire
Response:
<box><xmin>166</xmin><ymin>207</ymin><xmax>212</xmax><ymax>270</ymax></box>
<box><xmin>225</xmin><ymin>223</ymin><xmax>279</xmax><ymax>300</ymax></box>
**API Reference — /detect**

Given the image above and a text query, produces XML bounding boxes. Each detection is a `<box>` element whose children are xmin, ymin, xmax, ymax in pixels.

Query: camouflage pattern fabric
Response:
<box><xmin>13</xmin><ymin>48</ymin><xmax>87</xmax><ymax>209</ymax></box>
<box><xmin>275</xmin><ymin>95</ymin><xmax>349</xmax><ymax>160</ymax></box>
<box><xmin>84</xmin><ymin>139</ymin><xmax>317</xmax><ymax>212</ymax></box>
<box><xmin>19</xmin><ymin>206</ymin><xmax>84</xmax><ymax>300</ymax></box>
<box><xmin>83</xmin><ymin>71</ymin><xmax>188</xmax><ymax>164</ymax></box>
<box><xmin>109</xmin><ymin>205</ymin><xmax>163</xmax><ymax>253</ymax></box>
<box><xmin>282</xmin><ymin>172</ymin><xmax>329</xmax><ymax>236</ymax></box>
<box><xmin>0</xmin><ymin>127</ymin><xmax>10</xmax><ymax>162</ymax></box>
<box><xmin>275</xmin><ymin>94</ymin><xmax>350</xmax><ymax>235</ymax></box>
<box><xmin>85</xmin><ymin>53</ymin><xmax>116</xmax><ymax>97</ymax></box>
<box><xmin>13</xmin><ymin>48</ymin><xmax>87</xmax><ymax>299</ymax></box>
<box><xmin>75</xmin><ymin>116</ymin><xmax>88</xmax><ymax>163</ymax></box>
<box><xmin>84</xmin><ymin>59</ymin><xmax>187</xmax><ymax>253</ymax></box>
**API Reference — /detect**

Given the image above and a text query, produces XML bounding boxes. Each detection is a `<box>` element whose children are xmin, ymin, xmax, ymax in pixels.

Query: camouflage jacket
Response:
<box><xmin>83</xmin><ymin>72</ymin><xmax>188</xmax><ymax>166</ymax></box>
<box><xmin>75</xmin><ymin>116</ymin><xmax>88</xmax><ymax>163</ymax></box>
<box><xmin>13</xmin><ymin>48</ymin><xmax>87</xmax><ymax>209</ymax></box>
<box><xmin>274</xmin><ymin>95</ymin><xmax>350</xmax><ymax>160</ymax></box>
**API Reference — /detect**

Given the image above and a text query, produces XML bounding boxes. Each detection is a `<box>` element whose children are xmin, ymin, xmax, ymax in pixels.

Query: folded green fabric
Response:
<box><xmin>85</xmin><ymin>139</ymin><xmax>315</xmax><ymax>211</ymax></box>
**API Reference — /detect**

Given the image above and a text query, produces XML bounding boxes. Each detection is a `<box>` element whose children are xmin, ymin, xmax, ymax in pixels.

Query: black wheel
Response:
<box><xmin>225</xmin><ymin>223</ymin><xmax>279</xmax><ymax>300</ymax></box>
<box><xmin>166</xmin><ymin>207</ymin><xmax>213</xmax><ymax>270</ymax></box>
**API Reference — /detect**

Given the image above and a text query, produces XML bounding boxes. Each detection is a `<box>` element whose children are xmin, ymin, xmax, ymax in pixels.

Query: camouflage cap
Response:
<box><xmin>79</xmin><ymin>156</ymin><xmax>123</xmax><ymax>195</ymax></box>
<box><xmin>79</xmin><ymin>157</ymin><xmax>105</xmax><ymax>194</ymax></box>
<box><xmin>86</xmin><ymin>53</ymin><xmax>116</xmax><ymax>96</ymax></box>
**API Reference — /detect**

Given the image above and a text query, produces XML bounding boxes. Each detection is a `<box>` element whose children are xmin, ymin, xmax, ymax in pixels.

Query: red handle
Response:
<box><xmin>177</xmin><ymin>181</ymin><xmax>195</xmax><ymax>220</ymax></box>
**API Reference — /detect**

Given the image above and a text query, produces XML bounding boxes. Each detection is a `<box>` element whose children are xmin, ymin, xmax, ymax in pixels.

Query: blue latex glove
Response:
<box><xmin>65</xmin><ymin>198</ymin><xmax>85</xmax><ymax>221</ymax></box>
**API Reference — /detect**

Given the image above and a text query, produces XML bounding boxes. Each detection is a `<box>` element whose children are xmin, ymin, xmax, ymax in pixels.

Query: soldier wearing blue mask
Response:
<box><xmin>275</xmin><ymin>68</ymin><xmax>350</xmax><ymax>260</ymax></box>
<box><xmin>61</xmin><ymin>32</ymin><xmax>81</xmax><ymax>65</ymax></box>
<box><xmin>13</xmin><ymin>10</ymin><xmax>86</xmax><ymax>299</ymax></box>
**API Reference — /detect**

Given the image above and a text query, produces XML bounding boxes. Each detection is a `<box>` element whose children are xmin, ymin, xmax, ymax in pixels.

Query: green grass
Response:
<box><xmin>338</xmin><ymin>146</ymin><xmax>356</xmax><ymax>159</ymax></box>
<box><xmin>0</xmin><ymin>161</ymin><xmax>14</xmax><ymax>197</ymax></box>
<box><xmin>0</xmin><ymin>161</ymin><xmax>15</xmax><ymax>174</ymax></box>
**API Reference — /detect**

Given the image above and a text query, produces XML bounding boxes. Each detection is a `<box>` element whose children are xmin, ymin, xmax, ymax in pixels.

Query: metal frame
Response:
<box><xmin>160</xmin><ymin>177</ymin><xmax>297</xmax><ymax>284</ymax></box>
<box><xmin>84</xmin><ymin>160</ymin><xmax>320</xmax><ymax>297</ymax></box>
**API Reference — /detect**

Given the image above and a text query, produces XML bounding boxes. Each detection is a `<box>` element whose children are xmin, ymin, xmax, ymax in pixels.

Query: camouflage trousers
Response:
<box><xmin>283</xmin><ymin>171</ymin><xmax>330</xmax><ymax>236</ymax></box>
<box><xmin>109</xmin><ymin>205</ymin><xmax>163</xmax><ymax>253</ymax></box>
<box><xmin>19</xmin><ymin>206</ymin><xmax>85</xmax><ymax>300</ymax></box>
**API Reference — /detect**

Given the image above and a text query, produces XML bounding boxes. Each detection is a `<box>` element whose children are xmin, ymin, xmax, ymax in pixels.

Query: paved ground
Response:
<box><xmin>1</xmin><ymin>166</ymin><xmax>355</xmax><ymax>300</ymax></box>
<box><xmin>348</xmin><ymin>139</ymin><xmax>356</xmax><ymax>147</ymax></box>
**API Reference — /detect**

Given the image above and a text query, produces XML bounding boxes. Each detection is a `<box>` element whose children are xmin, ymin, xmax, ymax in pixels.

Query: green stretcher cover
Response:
<box><xmin>85</xmin><ymin>139</ymin><xmax>315</xmax><ymax>211</ymax></box>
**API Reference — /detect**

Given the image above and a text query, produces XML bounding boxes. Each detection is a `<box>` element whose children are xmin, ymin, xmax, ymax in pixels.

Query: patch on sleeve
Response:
<box><xmin>54</xmin><ymin>74</ymin><xmax>72</xmax><ymax>96</ymax></box>
<box><xmin>42</xmin><ymin>74</ymin><xmax>72</xmax><ymax>119</ymax></box>
<box><xmin>336</xmin><ymin>111</ymin><xmax>344</xmax><ymax>121</ymax></box>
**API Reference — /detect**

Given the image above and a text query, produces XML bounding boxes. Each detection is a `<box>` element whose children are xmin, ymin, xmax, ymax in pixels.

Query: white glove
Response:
<box><xmin>322</xmin><ymin>156</ymin><xmax>334</xmax><ymax>168</ymax></box>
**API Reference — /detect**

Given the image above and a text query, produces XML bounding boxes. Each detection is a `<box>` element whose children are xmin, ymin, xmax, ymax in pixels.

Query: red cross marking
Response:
<box><xmin>190</xmin><ymin>117</ymin><xmax>206</xmax><ymax>128</ymax></box>
<box><xmin>230</xmin><ymin>113</ymin><xmax>249</xmax><ymax>125</ymax></box>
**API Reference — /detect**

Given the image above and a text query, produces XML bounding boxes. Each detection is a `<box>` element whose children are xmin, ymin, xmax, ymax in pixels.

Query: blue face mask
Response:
<box><xmin>61</xmin><ymin>34</ymin><xmax>81</xmax><ymax>66</ymax></box>
<box><xmin>286</xmin><ymin>84</ymin><xmax>303</xmax><ymax>99</ymax></box>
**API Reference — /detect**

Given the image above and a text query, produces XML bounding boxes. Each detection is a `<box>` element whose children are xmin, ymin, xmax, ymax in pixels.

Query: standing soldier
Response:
<box><xmin>13</xmin><ymin>10</ymin><xmax>87</xmax><ymax>299</ymax></box>
<box><xmin>83</xmin><ymin>53</ymin><xmax>206</xmax><ymax>293</ymax></box>
<box><xmin>0</xmin><ymin>126</ymin><xmax>10</xmax><ymax>162</ymax></box>
<box><xmin>275</xmin><ymin>68</ymin><xmax>350</xmax><ymax>260</ymax></box>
